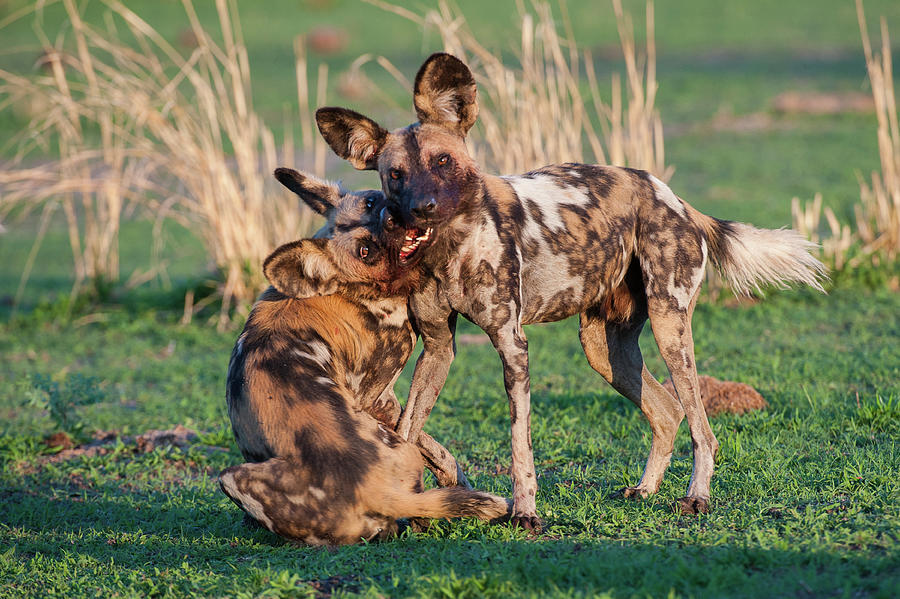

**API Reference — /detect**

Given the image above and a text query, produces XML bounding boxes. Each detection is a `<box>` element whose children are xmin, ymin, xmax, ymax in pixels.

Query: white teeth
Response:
<box><xmin>399</xmin><ymin>227</ymin><xmax>434</xmax><ymax>260</ymax></box>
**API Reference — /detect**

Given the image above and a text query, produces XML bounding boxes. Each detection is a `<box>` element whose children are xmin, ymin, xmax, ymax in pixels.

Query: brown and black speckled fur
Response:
<box><xmin>219</xmin><ymin>169</ymin><xmax>509</xmax><ymax>546</ymax></box>
<box><xmin>316</xmin><ymin>54</ymin><xmax>826</xmax><ymax>528</ymax></box>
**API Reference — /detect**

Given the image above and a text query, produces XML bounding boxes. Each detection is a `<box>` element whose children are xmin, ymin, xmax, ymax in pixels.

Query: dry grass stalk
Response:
<box><xmin>791</xmin><ymin>194</ymin><xmax>853</xmax><ymax>271</ymax></box>
<box><xmin>0</xmin><ymin>30</ymin><xmax>151</xmax><ymax>302</ymax></box>
<box><xmin>365</xmin><ymin>0</ymin><xmax>671</xmax><ymax>179</ymax></box>
<box><xmin>856</xmin><ymin>0</ymin><xmax>900</xmax><ymax>262</ymax></box>
<box><xmin>788</xmin><ymin>3</ymin><xmax>900</xmax><ymax>275</ymax></box>
<box><xmin>0</xmin><ymin>0</ymin><xmax>326</xmax><ymax>327</ymax></box>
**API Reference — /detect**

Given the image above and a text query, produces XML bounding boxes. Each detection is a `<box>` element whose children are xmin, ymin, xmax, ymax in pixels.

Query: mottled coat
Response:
<box><xmin>219</xmin><ymin>169</ymin><xmax>509</xmax><ymax>545</ymax></box>
<box><xmin>315</xmin><ymin>54</ymin><xmax>826</xmax><ymax>528</ymax></box>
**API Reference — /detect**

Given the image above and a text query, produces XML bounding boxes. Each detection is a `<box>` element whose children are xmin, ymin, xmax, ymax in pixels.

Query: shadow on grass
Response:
<box><xmin>3</xmin><ymin>479</ymin><xmax>896</xmax><ymax>598</ymax></box>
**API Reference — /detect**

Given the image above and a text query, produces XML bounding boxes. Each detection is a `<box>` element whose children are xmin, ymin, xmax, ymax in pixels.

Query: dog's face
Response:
<box><xmin>315</xmin><ymin>53</ymin><xmax>482</xmax><ymax>266</ymax></box>
<box><xmin>266</xmin><ymin>168</ymin><xmax>416</xmax><ymax>297</ymax></box>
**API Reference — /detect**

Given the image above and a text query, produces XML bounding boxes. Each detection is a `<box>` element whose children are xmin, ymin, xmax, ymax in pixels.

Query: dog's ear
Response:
<box><xmin>315</xmin><ymin>107</ymin><xmax>388</xmax><ymax>170</ymax></box>
<box><xmin>273</xmin><ymin>168</ymin><xmax>342</xmax><ymax>216</ymax></box>
<box><xmin>263</xmin><ymin>238</ymin><xmax>341</xmax><ymax>298</ymax></box>
<box><xmin>413</xmin><ymin>53</ymin><xmax>478</xmax><ymax>137</ymax></box>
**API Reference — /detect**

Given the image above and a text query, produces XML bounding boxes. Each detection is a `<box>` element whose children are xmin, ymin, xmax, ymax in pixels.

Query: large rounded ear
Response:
<box><xmin>263</xmin><ymin>239</ymin><xmax>340</xmax><ymax>298</ymax></box>
<box><xmin>315</xmin><ymin>107</ymin><xmax>388</xmax><ymax>170</ymax></box>
<box><xmin>413</xmin><ymin>53</ymin><xmax>478</xmax><ymax>136</ymax></box>
<box><xmin>273</xmin><ymin>168</ymin><xmax>342</xmax><ymax>216</ymax></box>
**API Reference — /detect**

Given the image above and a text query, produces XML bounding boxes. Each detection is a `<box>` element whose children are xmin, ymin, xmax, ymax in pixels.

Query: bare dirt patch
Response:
<box><xmin>662</xmin><ymin>375</ymin><xmax>767</xmax><ymax>417</ymax></box>
<box><xmin>39</xmin><ymin>425</ymin><xmax>225</xmax><ymax>465</ymax></box>
<box><xmin>457</xmin><ymin>333</ymin><xmax>491</xmax><ymax>346</ymax></box>
<box><xmin>772</xmin><ymin>91</ymin><xmax>874</xmax><ymax>115</ymax></box>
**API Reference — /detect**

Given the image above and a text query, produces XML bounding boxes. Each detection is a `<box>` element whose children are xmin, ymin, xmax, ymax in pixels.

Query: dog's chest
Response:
<box><xmin>440</xmin><ymin>222</ymin><xmax>512</xmax><ymax>316</ymax></box>
<box><xmin>348</xmin><ymin>300</ymin><xmax>415</xmax><ymax>401</ymax></box>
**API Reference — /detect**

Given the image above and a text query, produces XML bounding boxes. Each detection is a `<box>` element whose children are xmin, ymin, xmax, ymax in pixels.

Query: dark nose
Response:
<box><xmin>380</xmin><ymin>206</ymin><xmax>398</xmax><ymax>231</ymax></box>
<box><xmin>410</xmin><ymin>197</ymin><xmax>437</xmax><ymax>220</ymax></box>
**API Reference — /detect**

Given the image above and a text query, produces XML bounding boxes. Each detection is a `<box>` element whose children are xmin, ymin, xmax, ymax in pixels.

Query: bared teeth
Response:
<box><xmin>399</xmin><ymin>227</ymin><xmax>434</xmax><ymax>261</ymax></box>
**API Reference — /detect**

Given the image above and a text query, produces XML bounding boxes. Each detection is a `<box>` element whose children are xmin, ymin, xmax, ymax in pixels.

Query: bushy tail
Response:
<box><xmin>386</xmin><ymin>486</ymin><xmax>511</xmax><ymax>522</ymax></box>
<box><xmin>698</xmin><ymin>213</ymin><xmax>828</xmax><ymax>295</ymax></box>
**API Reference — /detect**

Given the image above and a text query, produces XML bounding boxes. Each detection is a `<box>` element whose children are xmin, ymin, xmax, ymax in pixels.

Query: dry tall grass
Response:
<box><xmin>0</xmin><ymin>0</ymin><xmax>326</xmax><ymax>327</ymax></box>
<box><xmin>366</xmin><ymin>0</ymin><xmax>671</xmax><ymax>179</ymax></box>
<box><xmin>791</xmin><ymin>1</ymin><xmax>899</xmax><ymax>272</ymax></box>
<box><xmin>791</xmin><ymin>194</ymin><xmax>853</xmax><ymax>271</ymax></box>
<box><xmin>856</xmin><ymin>0</ymin><xmax>900</xmax><ymax>262</ymax></box>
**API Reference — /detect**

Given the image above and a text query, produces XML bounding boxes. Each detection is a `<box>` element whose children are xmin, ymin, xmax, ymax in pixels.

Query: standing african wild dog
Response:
<box><xmin>314</xmin><ymin>53</ymin><xmax>827</xmax><ymax>529</ymax></box>
<box><xmin>220</xmin><ymin>168</ymin><xmax>509</xmax><ymax>545</ymax></box>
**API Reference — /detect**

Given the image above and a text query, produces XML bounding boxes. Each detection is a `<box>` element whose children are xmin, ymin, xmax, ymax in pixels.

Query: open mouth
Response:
<box><xmin>399</xmin><ymin>227</ymin><xmax>433</xmax><ymax>262</ymax></box>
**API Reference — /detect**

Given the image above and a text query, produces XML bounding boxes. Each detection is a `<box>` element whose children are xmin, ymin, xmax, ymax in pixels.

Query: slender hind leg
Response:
<box><xmin>646</xmin><ymin>292</ymin><xmax>718</xmax><ymax>514</ymax></box>
<box><xmin>637</xmin><ymin>210</ymin><xmax>718</xmax><ymax>513</ymax></box>
<box><xmin>579</xmin><ymin>309</ymin><xmax>684</xmax><ymax>497</ymax></box>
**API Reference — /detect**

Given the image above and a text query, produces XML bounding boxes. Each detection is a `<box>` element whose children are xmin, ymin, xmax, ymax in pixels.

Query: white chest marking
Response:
<box><xmin>292</xmin><ymin>339</ymin><xmax>332</xmax><ymax>368</ymax></box>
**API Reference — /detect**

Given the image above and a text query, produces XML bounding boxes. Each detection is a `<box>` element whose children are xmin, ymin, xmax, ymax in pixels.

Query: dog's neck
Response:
<box><xmin>418</xmin><ymin>175</ymin><xmax>494</xmax><ymax>274</ymax></box>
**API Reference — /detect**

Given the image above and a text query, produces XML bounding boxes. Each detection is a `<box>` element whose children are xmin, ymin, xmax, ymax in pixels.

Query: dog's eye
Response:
<box><xmin>389</xmin><ymin>169</ymin><xmax>402</xmax><ymax>181</ymax></box>
<box><xmin>365</xmin><ymin>197</ymin><xmax>375</xmax><ymax>210</ymax></box>
<box><xmin>436</xmin><ymin>154</ymin><xmax>450</xmax><ymax>167</ymax></box>
<box><xmin>358</xmin><ymin>245</ymin><xmax>369</xmax><ymax>259</ymax></box>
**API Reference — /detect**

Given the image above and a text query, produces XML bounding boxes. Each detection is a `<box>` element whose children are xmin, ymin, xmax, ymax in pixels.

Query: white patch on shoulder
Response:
<box><xmin>315</xmin><ymin>376</ymin><xmax>336</xmax><ymax>386</ymax></box>
<box><xmin>308</xmin><ymin>486</ymin><xmax>326</xmax><ymax>501</ymax></box>
<box><xmin>667</xmin><ymin>238</ymin><xmax>707</xmax><ymax>310</ymax></box>
<box><xmin>292</xmin><ymin>340</ymin><xmax>332</xmax><ymax>368</ymax></box>
<box><xmin>505</xmin><ymin>174</ymin><xmax>592</xmax><ymax>232</ymax></box>
<box><xmin>649</xmin><ymin>174</ymin><xmax>686</xmax><ymax>218</ymax></box>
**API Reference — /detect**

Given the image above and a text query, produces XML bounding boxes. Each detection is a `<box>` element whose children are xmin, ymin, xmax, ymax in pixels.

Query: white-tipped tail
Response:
<box><xmin>386</xmin><ymin>487</ymin><xmax>511</xmax><ymax>522</ymax></box>
<box><xmin>708</xmin><ymin>221</ymin><xmax>828</xmax><ymax>295</ymax></box>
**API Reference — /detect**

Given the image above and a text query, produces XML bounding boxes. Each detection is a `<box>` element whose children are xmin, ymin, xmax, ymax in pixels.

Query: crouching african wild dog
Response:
<box><xmin>219</xmin><ymin>168</ymin><xmax>510</xmax><ymax>545</ymax></box>
<box><xmin>315</xmin><ymin>53</ymin><xmax>828</xmax><ymax>529</ymax></box>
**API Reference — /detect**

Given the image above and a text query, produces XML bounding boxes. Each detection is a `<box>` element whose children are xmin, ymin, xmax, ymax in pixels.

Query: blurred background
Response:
<box><xmin>1</xmin><ymin>0</ymin><xmax>898</xmax><ymax>324</ymax></box>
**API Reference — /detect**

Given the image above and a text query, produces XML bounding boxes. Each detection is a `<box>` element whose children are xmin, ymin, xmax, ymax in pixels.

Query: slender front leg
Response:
<box><xmin>486</xmin><ymin>319</ymin><xmax>541</xmax><ymax>531</ymax></box>
<box><xmin>370</xmin><ymin>385</ymin><xmax>469</xmax><ymax>488</ymax></box>
<box><xmin>415</xmin><ymin>432</ymin><xmax>472</xmax><ymax>489</ymax></box>
<box><xmin>396</xmin><ymin>292</ymin><xmax>458</xmax><ymax>444</ymax></box>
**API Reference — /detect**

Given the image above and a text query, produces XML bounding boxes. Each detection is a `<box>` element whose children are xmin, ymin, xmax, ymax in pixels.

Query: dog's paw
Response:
<box><xmin>509</xmin><ymin>514</ymin><xmax>543</xmax><ymax>532</ymax></box>
<box><xmin>675</xmin><ymin>496</ymin><xmax>710</xmax><ymax>515</ymax></box>
<box><xmin>615</xmin><ymin>486</ymin><xmax>651</xmax><ymax>500</ymax></box>
<box><xmin>406</xmin><ymin>517</ymin><xmax>433</xmax><ymax>533</ymax></box>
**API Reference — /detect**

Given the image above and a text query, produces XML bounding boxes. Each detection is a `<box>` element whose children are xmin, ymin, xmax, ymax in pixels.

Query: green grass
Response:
<box><xmin>2</xmin><ymin>0</ymin><xmax>900</xmax><ymax>597</ymax></box>
<box><xmin>2</xmin><ymin>287</ymin><xmax>899</xmax><ymax>597</ymax></box>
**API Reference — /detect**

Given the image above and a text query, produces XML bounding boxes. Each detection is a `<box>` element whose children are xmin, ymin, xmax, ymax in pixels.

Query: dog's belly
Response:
<box><xmin>519</xmin><ymin>247</ymin><xmax>629</xmax><ymax>325</ymax></box>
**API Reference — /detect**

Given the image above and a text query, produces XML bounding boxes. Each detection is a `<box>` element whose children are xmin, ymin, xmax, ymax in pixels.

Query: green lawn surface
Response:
<box><xmin>1</xmin><ymin>288</ymin><xmax>899</xmax><ymax>597</ymax></box>
<box><xmin>2</xmin><ymin>1</ymin><xmax>900</xmax><ymax>597</ymax></box>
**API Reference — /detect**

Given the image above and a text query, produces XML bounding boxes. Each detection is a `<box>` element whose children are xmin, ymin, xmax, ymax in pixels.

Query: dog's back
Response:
<box><xmin>226</xmin><ymin>286</ymin><xmax>414</xmax><ymax>463</ymax></box>
<box><xmin>222</xmin><ymin>281</ymin><xmax>508</xmax><ymax>545</ymax></box>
